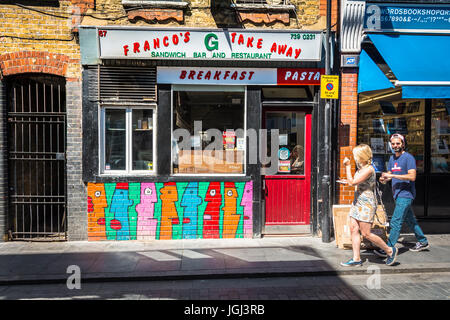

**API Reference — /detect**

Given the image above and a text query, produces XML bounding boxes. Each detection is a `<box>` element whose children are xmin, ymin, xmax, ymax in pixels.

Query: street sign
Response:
<box><xmin>320</xmin><ymin>75</ymin><xmax>339</xmax><ymax>99</ymax></box>
<box><xmin>341</xmin><ymin>54</ymin><xmax>359</xmax><ymax>68</ymax></box>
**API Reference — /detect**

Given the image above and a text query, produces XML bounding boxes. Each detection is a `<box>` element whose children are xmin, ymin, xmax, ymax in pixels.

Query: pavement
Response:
<box><xmin>1</xmin><ymin>234</ymin><xmax>450</xmax><ymax>285</ymax></box>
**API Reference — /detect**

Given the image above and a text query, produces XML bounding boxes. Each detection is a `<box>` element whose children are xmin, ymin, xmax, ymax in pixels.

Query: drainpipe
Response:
<box><xmin>321</xmin><ymin>0</ymin><xmax>332</xmax><ymax>243</ymax></box>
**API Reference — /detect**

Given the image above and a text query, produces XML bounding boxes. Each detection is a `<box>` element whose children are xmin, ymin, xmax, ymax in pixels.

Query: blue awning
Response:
<box><xmin>369</xmin><ymin>34</ymin><xmax>450</xmax><ymax>98</ymax></box>
<box><xmin>357</xmin><ymin>48</ymin><xmax>394</xmax><ymax>94</ymax></box>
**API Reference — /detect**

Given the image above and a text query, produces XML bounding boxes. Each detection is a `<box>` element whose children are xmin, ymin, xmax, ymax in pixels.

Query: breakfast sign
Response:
<box><xmin>97</xmin><ymin>28</ymin><xmax>323</xmax><ymax>62</ymax></box>
<box><xmin>157</xmin><ymin>67</ymin><xmax>324</xmax><ymax>85</ymax></box>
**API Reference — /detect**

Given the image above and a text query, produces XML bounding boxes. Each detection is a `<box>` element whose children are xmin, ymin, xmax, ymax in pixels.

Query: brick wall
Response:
<box><xmin>79</xmin><ymin>0</ymin><xmax>331</xmax><ymax>30</ymax></box>
<box><xmin>319</xmin><ymin>0</ymin><xmax>339</xmax><ymax>29</ymax></box>
<box><xmin>0</xmin><ymin>2</ymin><xmax>81</xmax><ymax>80</ymax></box>
<box><xmin>338</xmin><ymin>68</ymin><xmax>359</xmax><ymax>204</ymax></box>
<box><xmin>66</xmin><ymin>81</ymin><xmax>87</xmax><ymax>241</ymax></box>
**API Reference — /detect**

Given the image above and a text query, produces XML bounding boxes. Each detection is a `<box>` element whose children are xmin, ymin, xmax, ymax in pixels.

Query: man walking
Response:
<box><xmin>375</xmin><ymin>133</ymin><xmax>429</xmax><ymax>258</ymax></box>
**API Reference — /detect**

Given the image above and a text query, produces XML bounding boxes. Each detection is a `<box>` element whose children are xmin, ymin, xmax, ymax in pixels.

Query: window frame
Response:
<box><xmin>264</xmin><ymin>110</ymin><xmax>307</xmax><ymax>176</ymax></box>
<box><xmin>170</xmin><ymin>85</ymin><xmax>247</xmax><ymax>176</ymax></box>
<box><xmin>99</xmin><ymin>104</ymin><xmax>157</xmax><ymax>175</ymax></box>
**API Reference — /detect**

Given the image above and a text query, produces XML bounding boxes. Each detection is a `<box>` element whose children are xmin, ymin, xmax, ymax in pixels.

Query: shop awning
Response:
<box><xmin>357</xmin><ymin>48</ymin><xmax>394</xmax><ymax>94</ymax></box>
<box><xmin>369</xmin><ymin>34</ymin><xmax>450</xmax><ymax>98</ymax></box>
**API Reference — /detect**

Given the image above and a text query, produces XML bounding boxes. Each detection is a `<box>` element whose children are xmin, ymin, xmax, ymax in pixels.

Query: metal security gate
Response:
<box><xmin>7</xmin><ymin>75</ymin><xmax>67</xmax><ymax>241</ymax></box>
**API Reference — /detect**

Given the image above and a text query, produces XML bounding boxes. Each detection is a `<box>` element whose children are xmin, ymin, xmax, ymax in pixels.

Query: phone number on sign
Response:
<box><xmin>291</xmin><ymin>33</ymin><xmax>316</xmax><ymax>40</ymax></box>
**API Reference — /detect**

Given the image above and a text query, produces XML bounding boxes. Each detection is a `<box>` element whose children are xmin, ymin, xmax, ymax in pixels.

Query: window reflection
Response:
<box><xmin>105</xmin><ymin>109</ymin><xmax>126</xmax><ymax>171</ymax></box>
<box><xmin>172</xmin><ymin>91</ymin><xmax>245</xmax><ymax>174</ymax></box>
<box><xmin>132</xmin><ymin>109</ymin><xmax>154</xmax><ymax>171</ymax></box>
<box><xmin>265</xmin><ymin>111</ymin><xmax>305</xmax><ymax>175</ymax></box>
<box><xmin>431</xmin><ymin>99</ymin><xmax>450</xmax><ymax>173</ymax></box>
<box><xmin>358</xmin><ymin>89</ymin><xmax>425</xmax><ymax>173</ymax></box>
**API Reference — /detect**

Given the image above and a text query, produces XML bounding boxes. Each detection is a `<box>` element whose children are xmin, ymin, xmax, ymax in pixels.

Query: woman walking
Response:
<box><xmin>340</xmin><ymin>144</ymin><xmax>398</xmax><ymax>267</ymax></box>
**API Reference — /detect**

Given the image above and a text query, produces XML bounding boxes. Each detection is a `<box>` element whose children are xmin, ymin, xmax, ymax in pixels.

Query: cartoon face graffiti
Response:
<box><xmin>203</xmin><ymin>182</ymin><xmax>221</xmax><ymax>239</ymax></box>
<box><xmin>87</xmin><ymin>183</ymin><xmax>108</xmax><ymax>240</ymax></box>
<box><xmin>222</xmin><ymin>182</ymin><xmax>240</xmax><ymax>238</ymax></box>
<box><xmin>240</xmin><ymin>181</ymin><xmax>253</xmax><ymax>238</ymax></box>
<box><xmin>87</xmin><ymin>181</ymin><xmax>252</xmax><ymax>241</ymax></box>
<box><xmin>109</xmin><ymin>183</ymin><xmax>133</xmax><ymax>241</ymax></box>
<box><xmin>159</xmin><ymin>182</ymin><xmax>179</xmax><ymax>240</ymax></box>
<box><xmin>136</xmin><ymin>183</ymin><xmax>158</xmax><ymax>240</ymax></box>
<box><xmin>180</xmin><ymin>182</ymin><xmax>202</xmax><ymax>239</ymax></box>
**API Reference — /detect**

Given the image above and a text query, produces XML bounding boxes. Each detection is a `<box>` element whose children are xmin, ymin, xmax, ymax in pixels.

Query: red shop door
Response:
<box><xmin>263</xmin><ymin>109</ymin><xmax>311</xmax><ymax>234</ymax></box>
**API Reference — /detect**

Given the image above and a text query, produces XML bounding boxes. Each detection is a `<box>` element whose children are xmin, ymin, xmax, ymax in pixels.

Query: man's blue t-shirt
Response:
<box><xmin>388</xmin><ymin>152</ymin><xmax>416</xmax><ymax>200</ymax></box>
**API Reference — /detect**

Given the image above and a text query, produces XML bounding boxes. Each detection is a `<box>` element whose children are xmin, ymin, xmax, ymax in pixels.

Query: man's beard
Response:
<box><xmin>393</xmin><ymin>146</ymin><xmax>403</xmax><ymax>152</ymax></box>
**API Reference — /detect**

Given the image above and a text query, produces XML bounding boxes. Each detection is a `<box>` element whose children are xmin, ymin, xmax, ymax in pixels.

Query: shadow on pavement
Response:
<box><xmin>0</xmin><ymin>245</ymin><xmax>367</xmax><ymax>300</ymax></box>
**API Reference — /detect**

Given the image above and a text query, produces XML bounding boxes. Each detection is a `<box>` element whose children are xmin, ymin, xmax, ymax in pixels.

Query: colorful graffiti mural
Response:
<box><xmin>87</xmin><ymin>181</ymin><xmax>253</xmax><ymax>241</ymax></box>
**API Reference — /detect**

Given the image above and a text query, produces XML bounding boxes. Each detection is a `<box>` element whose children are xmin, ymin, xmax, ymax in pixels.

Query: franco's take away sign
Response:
<box><xmin>320</xmin><ymin>75</ymin><xmax>339</xmax><ymax>99</ymax></box>
<box><xmin>98</xmin><ymin>27</ymin><xmax>323</xmax><ymax>62</ymax></box>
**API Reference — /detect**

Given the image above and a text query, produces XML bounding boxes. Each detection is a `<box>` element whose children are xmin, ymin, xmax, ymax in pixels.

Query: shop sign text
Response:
<box><xmin>365</xmin><ymin>3</ymin><xmax>450</xmax><ymax>31</ymax></box>
<box><xmin>98</xmin><ymin>29</ymin><xmax>322</xmax><ymax>61</ymax></box>
<box><xmin>157</xmin><ymin>67</ymin><xmax>324</xmax><ymax>86</ymax></box>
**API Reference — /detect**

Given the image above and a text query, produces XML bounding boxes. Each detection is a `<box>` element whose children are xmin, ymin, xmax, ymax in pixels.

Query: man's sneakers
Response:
<box><xmin>373</xmin><ymin>247</ymin><xmax>398</xmax><ymax>265</ymax></box>
<box><xmin>385</xmin><ymin>247</ymin><xmax>398</xmax><ymax>266</ymax></box>
<box><xmin>374</xmin><ymin>242</ymin><xmax>430</xmax><ymax>260</ymax></box>
<box><xmin>409</xmin><ymin>242</ymin><xmax>430</xmax><ymax>252</ymax></box>
<box><xmin>340</xmin><ymin>258</ymin><xmax>363</xmax><ymax>267</ymax></box>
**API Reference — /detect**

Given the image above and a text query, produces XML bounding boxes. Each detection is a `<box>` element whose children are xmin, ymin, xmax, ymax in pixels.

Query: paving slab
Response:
<box><xmin>0</xmin><ymin>234</ymin><xmax>449</xmax><ymax>285</ymax></box>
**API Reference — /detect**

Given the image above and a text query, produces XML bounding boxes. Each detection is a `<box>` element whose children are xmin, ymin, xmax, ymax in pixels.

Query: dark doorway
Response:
<box><xmin>6</xmin><ymin>74</ymin><xmax>67</xmax><ymax>241</ymax></box>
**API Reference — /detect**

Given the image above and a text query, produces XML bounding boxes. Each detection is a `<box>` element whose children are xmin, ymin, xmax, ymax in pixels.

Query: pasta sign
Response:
<box><xmin>98</xmin><ymin>28</ymin><xmax>323</xmax><ymax>62</ymax></box>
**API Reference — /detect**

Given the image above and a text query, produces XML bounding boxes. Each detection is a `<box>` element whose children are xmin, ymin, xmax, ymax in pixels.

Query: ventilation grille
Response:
<box><xmin>340</xmin><ymin>0</ymin><xmax>366</xmax><ymax>53</ymax></box>
<box><xmin>87</xmin><ymin>67</ymin><xmax>99</xmax><ymax>101</ymax></box>
<box><xmin>96</xmin><ymin>66</ymin><xmax>157</xmax><ymax>103</ymax></box>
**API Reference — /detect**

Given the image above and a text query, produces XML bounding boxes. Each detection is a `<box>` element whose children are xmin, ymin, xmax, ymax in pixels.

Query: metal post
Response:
<box><xmin>321</xmin><ymin>0</ymin><xmax>332</xmax><ymax>242</ymax></box>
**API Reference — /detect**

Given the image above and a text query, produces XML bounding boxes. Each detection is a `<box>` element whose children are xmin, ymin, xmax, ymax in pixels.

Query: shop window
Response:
<box><xmin>357</xmin><ymin>88</ymin><xmax>425</xmax><ymax>173</ymax></box>
<box><xmin>264</xmin><ymin>111</ymin><xmax>306</xmax><ymax>175</ymax></box>
<box><xmin>431</xmin><ymin>99</ymin><xmax>450</xmax><ymax>173</ymax></box>
<box><xmin>101</xmin><ymin>107</ymin><xmax>156</xmax><ymax>174</ymax></box>
<box><xmin>172</xmin><ymin>87</ymin><xmax>245</xmax><ymax>174</ymax></box>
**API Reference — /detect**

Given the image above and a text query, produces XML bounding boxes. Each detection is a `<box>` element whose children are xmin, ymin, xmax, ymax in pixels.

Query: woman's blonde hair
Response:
<box><xmin>352</xmin><ymin>144</ymin><xmax>373</xmax><ymax>167</ymax></box>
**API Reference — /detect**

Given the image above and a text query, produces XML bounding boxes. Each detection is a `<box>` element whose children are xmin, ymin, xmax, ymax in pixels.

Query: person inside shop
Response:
<box><xmin>374</xmin><ymin>133</ymin><xmax>429</xmax><ymax>258</ymax></box>
<box><xmin>340</xmin><ymin>144</ymin><xmax>398</xmax><ymax>267</ymax></box>
<box><xmin>290</xmin><ymin>145</ymin><xmax>304</xmax><ymax>174</ymax></box>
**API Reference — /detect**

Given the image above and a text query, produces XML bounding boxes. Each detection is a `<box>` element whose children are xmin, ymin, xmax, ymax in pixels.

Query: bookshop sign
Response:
<box><xmin>98</xmin><ymin>28</ymin><xmax>323</xmax><ymax>61</ymax></box>
<box><xmin>365</xmin><ymin>2</ymin><xmax>450</xmax><ymax>32</ymax></box>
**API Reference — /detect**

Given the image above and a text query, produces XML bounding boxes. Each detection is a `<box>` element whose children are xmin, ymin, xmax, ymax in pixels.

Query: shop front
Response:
<box><xmin>79</xmin><ymin>26</ymin><xmax>325</xmax><ymax>240</ymax></box>
<box><xmin>340</xmin><ymin>1</ymin><xmax>450</xmax><ymax>227</ymax></box>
